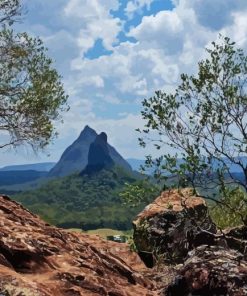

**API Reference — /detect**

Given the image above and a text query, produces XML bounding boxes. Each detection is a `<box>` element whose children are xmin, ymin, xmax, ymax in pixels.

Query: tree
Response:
<box><xmin>0</xmin><ymin>0</ymin><xmax>68</xmax><ymax>150</ymax></box>
<box><xmin>138</xmin><ymin>36</ymin><xmax>247</xmax><ymax>226</ymax></box>
<box><xmin>0</xmin><ymin>0</ymin><xmax>22</xmax><ymax>25</ymax></box>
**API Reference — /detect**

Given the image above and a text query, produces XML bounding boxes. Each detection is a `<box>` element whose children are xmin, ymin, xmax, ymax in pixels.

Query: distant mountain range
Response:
<box><xmin>2</xmin><ymin>156</ymin><xmax>247</xmax><ymax>175</ymax></box>
<box><xmin>1</xmin><ymin>124</ymin><xmax>247</xmax><ymax>191</ymax></box>
<box><xmin>0</xmin><ymin>162</ymin><xmax>55</xmax><ymax>172</ymax></box>
<box><xmin>0</xmin><ymin>170</ymin><xmax>47</xmax><ymax>187</ymax></box>
<box><xmin>0</xmin><ymin>158</ymin><xmax>146</xmax><ymax>175</ymax></box>
<box><xmin>127</xmin><ymin>157</ymin><xmax>247</xmax><ymax>175</ymax></box>
<box><xmin>126</xmin><ymin>159</ymin><xmax>145</xmax><ymax>171</ymax></box>
<box><xmin>0</xmin><ymin>158</ymin><xmax>140</xmax><ymax>174</ymax></box>
<box><xmin>0</xmin><ymin>126</ymin><xmax>134</xmax><ymax>190</ymax></box>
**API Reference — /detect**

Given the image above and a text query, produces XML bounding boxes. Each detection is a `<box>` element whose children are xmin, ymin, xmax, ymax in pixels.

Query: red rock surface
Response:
<box><xmin>164</xmin><ymin>245</ymin><xmax>247</xmax><ymax>296</ymax></box>
<box><xmin>133</xmin><ymin>188</ymin><xmax>217</xmax><ymax>266</ymax></box>
<box><xmin>0</xmin><ymin>195</ymin><xmax>157</xmax><ymax>296</ymax></box>
<box><xmin>134</xmin><ymin>188</ymin><xmax>207</xmax><ymax>220</ymax></box>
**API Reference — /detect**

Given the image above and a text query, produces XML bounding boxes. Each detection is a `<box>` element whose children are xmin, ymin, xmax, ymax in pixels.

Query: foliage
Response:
<box><xmin>120</xmin><ymin>180</ymin><xmax>160</xmax><ymax>207</ymax></box>
<box><xmin>0</xmin><ymin>0</ymin><xmax>22</xmax><ymax>26</ymax></box>
<box><xmin>209</xmin><ymin>187</ymin><xmax>247</xmax><ymax>229</ymax></box>
<box><xmin>127</xmin><ymin>236</ymin><xmax>137</xmax><ymax>252</ymax></box>
<box><xmin>0</xmin><ymin>0</ymin><xmax>68</xmax><ymax>150</ymax></box>
<box><xmin>138</xmin><ymin>36</ymin><xmax>247</xmax><ymax>224</ymax></box>
<box><xmin>13</xmin><ymin>167</ymin><xmax>148</xmax><ymax>230</ymax></box>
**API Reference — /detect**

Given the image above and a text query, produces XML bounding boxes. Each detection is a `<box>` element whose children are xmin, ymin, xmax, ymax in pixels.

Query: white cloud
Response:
<box><xmin>64</xmin><ymin>0</ymin><xmax>122</xmax><ymax>54</ymax></box>
<box><xmin>61</xmin><ymin>0</ymin><xmax>247</xmax><ymax>159</ymax></box>
<box><xmin>186</xmin><ymin>0</ymin><xmax>247</xmax><ymax>31</ymax></box>
<box><xmin>222</xmin><ymin>10</ymin><xmax>247</xmax><ymax>47</ymax></box>
<box><xmin>43</xmin><ymin>30</ymin><xmax>78</xmax><ymax>75</ymax></box>
<box><xmin>129</xmin><ymin>10</ymin><xmax>185</xmax><ymax>54</ymax></box>
<box><xmin>78</xmin><ymin>75</ymin><xmax>105</xmax><ymax>88</ymax></box>
<box><xmin>64</xmin><ymin>0</ymin><xmax>119</xmax><ymax>18</ymax></box>
<box><xmin>125</xmin><ymin>0</ymin><xmax>155</xmax><ymax>18</ymax></box>
<box><xmin>96</xmin><ymin>94</ymin><xmax>121</xmax><ymax>104</ymax></box>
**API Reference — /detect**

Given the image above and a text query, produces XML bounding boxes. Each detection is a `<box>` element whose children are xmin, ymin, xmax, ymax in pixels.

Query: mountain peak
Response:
<box><xmin>98</xmin><ymin>132</ymin><xmax>107</xmax><ymax>143</ymax></box>
<box><xmin>49</xmin><ymin>125</ymin><xmax>132</xmax><ymax>177</ymax></box>
<box><xmin>84</xmin><ymin>125</ymin><xmax>93</xmax><ymax>131</ymax></box>
<box><xmin>79</xmin><ymin>125</ymin><xmax>97</xmax><ymax>138</ymax></box>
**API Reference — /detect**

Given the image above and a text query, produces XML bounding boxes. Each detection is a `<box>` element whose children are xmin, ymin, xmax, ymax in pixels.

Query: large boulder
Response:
<box><xmin>133</xmin><ymin>188</ymin><xmax>217</xmax><ymax>267</ymax></box>
<box><xmin>0</xmin><ymin>195</ymin><xmax>157</xmax><ymax>296</ymax></box>
<box><xmin>164</xmin><ymin>245</ymin><xmax>247</xmax><ymax>296</ymax></box>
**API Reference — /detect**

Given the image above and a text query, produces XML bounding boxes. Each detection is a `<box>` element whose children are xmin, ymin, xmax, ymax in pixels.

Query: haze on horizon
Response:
<box><xmin>1</xmin><ymin>0</ymin><xmax>247</xmax><ymax>167</ymax></box>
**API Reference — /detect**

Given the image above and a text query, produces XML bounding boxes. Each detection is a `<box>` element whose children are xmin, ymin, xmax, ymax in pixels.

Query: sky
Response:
<box><xmin>1</xmin><ymin>0</ymin><xmax>247</xmax><ymax>167</ymax></box>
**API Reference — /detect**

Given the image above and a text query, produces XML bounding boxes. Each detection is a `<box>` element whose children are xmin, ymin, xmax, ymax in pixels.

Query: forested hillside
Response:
<box><xmin>13</xmin><ymin>167</ymin><xmax>148</xmax><ymax>230</ymax></box>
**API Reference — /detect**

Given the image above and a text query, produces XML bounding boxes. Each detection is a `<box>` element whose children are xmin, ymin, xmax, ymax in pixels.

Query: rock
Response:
<box><xmin>0</xmin><ymin>195</ymin><xmax>157</xmax><ymax>296</ymax></box>
<box><xmin>81</xmin><ymin>132</ymin><xmax>114</xmax><ymax>175</ymax></box>
<box><xmin>164</xmin><ymin>245</ymin><xmax>247</xmax><ymax>296</ymax></box>
<box><xmin>133</xmin><ymin>188</ymin><xmax>217</xmax><ymax>267</ymax></box>
<box><xmin>223</xmin><ymin>225</ymin><xmax>247</xmax><ymax>258</ymax></box>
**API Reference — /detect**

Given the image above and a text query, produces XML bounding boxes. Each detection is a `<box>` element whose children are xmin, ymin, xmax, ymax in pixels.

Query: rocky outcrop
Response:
<box><xmin>81</xmin><ymin>132</ymin><xmax>114</xmax><ymax>175</ymax></box>
<box><xmin>0</xmin><ymin>195</ymin><xmax>157</xmax><ymax>296</ymax></box>
<box><xmin>164</xmin><ymin>245</ymin><xmax>247</xmax><ymax>296</ymax></box>
<box><xmin>133</xmin><ymin>188</ymin><xmax>217</xmax><ymax>267</ymax></box>
<box><xmin>132</xmin><ymin>188</ymin><xmax>247</xmax><ymax>295</ymax></box>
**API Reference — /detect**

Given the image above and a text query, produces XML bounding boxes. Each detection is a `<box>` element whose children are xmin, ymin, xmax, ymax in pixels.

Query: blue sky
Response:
<box><xmin>1</xmin><ymin>0</ymin><xmax>247</xmax><ymax>166</ymax></box>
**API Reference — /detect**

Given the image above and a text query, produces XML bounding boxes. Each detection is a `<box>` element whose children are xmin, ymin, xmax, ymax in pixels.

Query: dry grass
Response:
<box><xmin>69</xmin><ymin>228</ymin><xmax>126</xmax><ymax>239</ymax></box>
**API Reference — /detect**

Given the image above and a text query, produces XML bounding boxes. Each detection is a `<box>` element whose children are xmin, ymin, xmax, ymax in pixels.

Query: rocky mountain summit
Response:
<box><xmin>49</xmin><ymin>126</ymin><xmax>132</xmax><ymax>177</ymax></box>
<box><xmin>0</xmin><ymin>195</ymin><xmax>156</xmax><ymax>296</ymax></box>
